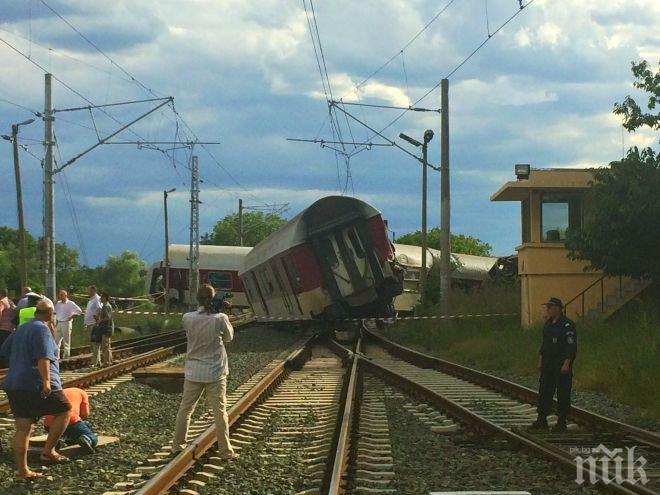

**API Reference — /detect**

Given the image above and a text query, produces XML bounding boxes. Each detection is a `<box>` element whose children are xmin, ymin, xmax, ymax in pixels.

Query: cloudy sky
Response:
<box><xmin>1</xmin><ymin>0</ymin><xmax>658</xmax><ymax>267</ymax></box>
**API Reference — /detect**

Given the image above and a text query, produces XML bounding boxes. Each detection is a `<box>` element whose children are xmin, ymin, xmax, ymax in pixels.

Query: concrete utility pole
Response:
<box><xmin>420</xmin><ymin>129</ymin><xmax>434</xmax><ymax>305</ymax></box>
<box><xmin>440</xmin><ymin>78</ymin><xmax>451</xmax><ymax>316</ymax></box>
<box><xmin>43</xmin><ymin>73</ymin><xmax>56</xmax><ymax>300</ymax></box>
<box><xmin>163</xmin><ymin>188</ymin><xmax>175</xmax><ymax>313</ymax></box>
<box><xmin>238</xmin><ymin>198</ymin><xmax>243</xmax><ymax>246</ymax></box>
<box><xmin>188</xmin><ymin>156</ymin><xmax>200</xmax><ymax>310</ymax></box>
<box><xmin>399</xmin><ymin>130</ymin><xmax>434</xmax><ymax>305</ymax></box>
<box><xmin>7</xmin><ymin>121</ymin><xmax>35</xmax><ymax>290</ymax></box>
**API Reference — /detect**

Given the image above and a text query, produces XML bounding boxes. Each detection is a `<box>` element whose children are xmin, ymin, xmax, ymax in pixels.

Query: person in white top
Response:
<box><xmin>84</xmin><ymin>286</ymin><xmax>102</xmax><ymax>363</ymax></box>
<box><xmin>172</xmin><ymin>284</ymin><xmax>237</xmax><ymax>459</ymax></box>
<box><xmin>54</xmin><ymin>290</ymin><xmax>82</xmax><ymax>359</ymax></box>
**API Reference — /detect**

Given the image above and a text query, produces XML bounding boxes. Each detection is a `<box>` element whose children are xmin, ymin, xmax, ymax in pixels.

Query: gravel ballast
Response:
<box><xmin>384</xmin><ymin>384</ymin><xmax>602</xmax><ymax>494</ymax></box>
<box><xmin>0</xmin><ymin>324</ymin><xmax>305</xmax><ymax>494</ymax></box>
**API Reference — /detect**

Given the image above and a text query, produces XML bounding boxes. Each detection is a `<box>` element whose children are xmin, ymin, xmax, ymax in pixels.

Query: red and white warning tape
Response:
<box><xmin>254</xmin><ymin>312</ymin><xmax>519</xmax><ymax>323</ymax></box>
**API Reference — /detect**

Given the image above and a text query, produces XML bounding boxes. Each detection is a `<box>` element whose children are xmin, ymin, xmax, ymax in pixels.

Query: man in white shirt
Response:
<box><xmin>54</xmin><ymin>290</ymin><xmax>82</xmax><ymax>359</ymax></box>
<box><xmin>84</xmin><ymin>286</ymin><xmax>102</xmax><ymax>364</ymax></box>
<box><xmin>15</xmin><ymin>287</ymin><xmax>32</xmax><ymax>309</ymax></box>
<box><xmin>172</xmin><ymin>284</ymin><xmax>236</xmax><ymax>459</ymax></box>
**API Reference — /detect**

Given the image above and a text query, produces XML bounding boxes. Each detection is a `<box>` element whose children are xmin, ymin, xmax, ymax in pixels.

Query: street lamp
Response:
<box><xmin>399</xmin><ymin>130</ymin><xmax>434</xmax><ymax>306</ymax></box>
<box><xmin>163</xmin><ymin>188</ymin><xmax>176</xmax><ymax>313</ymax></box>
<box><xmin>2</xmin><ymin>118</ymin><xmax>36</xmax><ymax>291</ymax></box>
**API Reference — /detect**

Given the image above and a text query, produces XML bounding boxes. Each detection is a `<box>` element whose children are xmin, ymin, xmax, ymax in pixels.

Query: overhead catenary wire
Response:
<box><xmin>339</xmin><ymin>0</ymin><xmax>459</xmax><ymax>99</ymax></box>
<box><xmin>355</xmin><ymin>0</ymin><xmax>537</xmax><ymax>152</ymax></box>
<box><xmin>15</xmin><ymin>0</ymin><xmax>270</xmax><ymax>207</ymax></box>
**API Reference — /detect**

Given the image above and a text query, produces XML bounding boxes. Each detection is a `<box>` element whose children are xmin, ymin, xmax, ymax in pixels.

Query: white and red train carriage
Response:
<box><xmin>238</xmin><ymin>196</ymin><xmax>403</xmax><ymax>321</ymax></box>
<box><xmin>146</xmin><ymin>244</ymin><xmax>252</xmax><ymax>308</ymax></box>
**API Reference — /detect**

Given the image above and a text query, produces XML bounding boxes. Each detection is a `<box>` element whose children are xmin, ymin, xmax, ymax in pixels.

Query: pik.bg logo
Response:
<box><xmin>572</xmin><ymin>444</ymin><xmax>648</xmax><ymax>486</ymax></box>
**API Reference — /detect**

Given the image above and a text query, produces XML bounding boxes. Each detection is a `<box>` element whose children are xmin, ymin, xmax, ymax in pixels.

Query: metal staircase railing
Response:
<box><xmin>563</xmin><ymin>274</ymin><xmax>623</xmax><ymax>321</ymax></box>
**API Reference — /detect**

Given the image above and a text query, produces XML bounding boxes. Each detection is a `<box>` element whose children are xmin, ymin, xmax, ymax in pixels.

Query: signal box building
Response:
<box><xmin>491</xmin><ymin>167</ymin><xmax>650</xmax><ymax>327</ymax></box>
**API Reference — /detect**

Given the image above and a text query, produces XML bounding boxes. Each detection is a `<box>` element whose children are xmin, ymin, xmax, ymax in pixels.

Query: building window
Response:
<box><xmin>540</xmin><ymin>193</ymin><xmax>582</xmax><ymax>242</ymax></box>
<box><xmin>208</xmin><ymin>271</ymin><xmax>233</xmax><ymax>291</ymax></box>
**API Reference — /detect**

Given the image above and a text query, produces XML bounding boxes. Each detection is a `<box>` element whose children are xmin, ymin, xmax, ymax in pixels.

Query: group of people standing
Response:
<box><xmin>0</xmin><ymin>285</ymin><xmax>114</xmax><ymax>479</ymax></box>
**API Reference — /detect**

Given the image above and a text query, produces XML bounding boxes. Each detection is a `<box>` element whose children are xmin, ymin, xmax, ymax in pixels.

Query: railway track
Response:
<box><xmin>357</xmin><ymin>321</ymin><xmax>660</xmax><ymax>495</ymax></box>
<box><xmin>25</xmin><ymin>316</ymin><xmax>652</xmax><ymax>494</ymax></box>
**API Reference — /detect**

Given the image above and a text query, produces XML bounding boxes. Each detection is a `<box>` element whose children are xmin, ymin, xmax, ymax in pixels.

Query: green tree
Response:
<box><xmin>0</xmin><ymin>226</ymin><xmax>82</xmax><ymax>292</ymax></box>
<box><xmin>97</xmin><ymin>251</ymin><xmax>146</xmax><ymax>297</ymax></box>
<box><xmin>202</xmin><ymin>211</ymin><xmax>287</xmax><ymax>247</ymax></box>
<box><xmin>396</xmin><ymin>228</ymin><xmax>493</xmax><ymax>257</ymax></box>
<box><xmin>567</xmin><ymin>60</ymin><xmax>660</xmax><ymax>280</ymax></box>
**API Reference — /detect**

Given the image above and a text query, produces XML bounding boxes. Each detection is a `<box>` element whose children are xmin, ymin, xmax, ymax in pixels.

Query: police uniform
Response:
<box><xmin>537</xmin><ymin>308</ymin><xmax>577</xmax><ymax>428</ymax></box>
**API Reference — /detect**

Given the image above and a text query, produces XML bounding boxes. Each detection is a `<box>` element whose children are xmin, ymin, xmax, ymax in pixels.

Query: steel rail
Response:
<box><xmin>0</xmin><ymin>344</ymin><xmax>183</xmax><ymax>413</ymax></box>
<box><xmin>135</xmin><ymin>334</ymin><xmax>318</xmax><ymax>495</ymax></box>
<box><xmin>363</xmin><ymin>326</ymin><xmax>660</xmax><ymax>448</ymax></box>
<box><xmin>326</xmin><ymin>337</ymin><xmax>360</xmax><ymax>495</ymax></box>
<box><xmin>356</xmin><ymin>354</ymin><xmax>647</xmax><ymax>495</ymax></box>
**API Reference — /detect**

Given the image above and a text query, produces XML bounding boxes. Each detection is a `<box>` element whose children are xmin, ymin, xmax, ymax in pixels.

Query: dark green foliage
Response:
<box><xmin>396</xmin><ymin>228</ymin><xmax>493</xmax><ymax>256</ymax></box>
<box><xmin>0</xmin><ymin>226</ymin><xmax>146</xmax><ymax>297</ymax></box>
<box><xmin>613</xmin><ymin>60</ymin><xmax>660</xmax><ymax>134</ymax></box>
<box><xmin>566</xmin><ymin>147</ymin><xmax>660</xmax><ymax>279</ymax></box>
<box><xmin>201</xmin><ymin>210</ymin><xmax>287</xmax><ymax>247</ymax></box>
<box><xmin>567</xmin><ymin>60</ymin><xmax>660</xmax><ymax>280</ymax></box>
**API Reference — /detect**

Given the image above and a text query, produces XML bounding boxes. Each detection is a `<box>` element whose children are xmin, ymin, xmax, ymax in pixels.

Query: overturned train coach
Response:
<box><xmin>239</xmin><ymin>196</ymin><xmax>403</xmax><ymax>321</ymax></box>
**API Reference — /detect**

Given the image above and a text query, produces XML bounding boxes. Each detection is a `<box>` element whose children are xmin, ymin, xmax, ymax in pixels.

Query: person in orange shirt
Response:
<box><xmin>43</xmin><ymin>387</ymin><xmax>98</xmax><ymax>453</ymax></box>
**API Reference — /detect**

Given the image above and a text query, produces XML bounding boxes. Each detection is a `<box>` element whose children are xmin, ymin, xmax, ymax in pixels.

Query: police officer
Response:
<box><xmin>531</xmin><ymin>297</ymin><xmax>577</xmax><ymax>432</ymax></box>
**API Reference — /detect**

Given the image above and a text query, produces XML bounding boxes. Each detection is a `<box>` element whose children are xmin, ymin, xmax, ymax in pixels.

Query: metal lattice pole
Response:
<box><xmin>188</xmin><ymin>155</ymin><xmax>200</xmax><ymax>309</ymax></box>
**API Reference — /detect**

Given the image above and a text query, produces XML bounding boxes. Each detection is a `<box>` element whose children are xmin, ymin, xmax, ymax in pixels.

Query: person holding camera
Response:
<box><xmin>172</xmin><ymin>284</ymin><xmax>237</xmax><ymax>459</ymax></box>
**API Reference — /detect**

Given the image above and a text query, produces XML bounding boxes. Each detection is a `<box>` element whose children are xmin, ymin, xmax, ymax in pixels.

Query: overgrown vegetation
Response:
<box><xmin>567</xmin><ymin>60</ymin><xmax>660</xmax><ymax>280</ymax></box>
<box><xmin>383</xmin><ymin>283</ymin><xmax>660</xmax><ymax>421</ymax></box>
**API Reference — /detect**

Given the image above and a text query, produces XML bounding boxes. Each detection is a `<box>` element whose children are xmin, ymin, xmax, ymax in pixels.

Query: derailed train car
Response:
<box><xmin>392</xmin><ymin>243</ymin><xmax>507</xmax><ymax>312</ymax></box>
<box><xmin>239</xmin><ymin>196</ymin><xmax>403</xmax><ymax>320</ymax></box>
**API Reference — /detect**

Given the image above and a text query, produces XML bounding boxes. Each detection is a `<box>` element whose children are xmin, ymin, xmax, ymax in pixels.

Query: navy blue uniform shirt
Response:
<box><xmin>0</xmin><ymin>319</ymin><xmax>62</xmax><ymax>392</ymax></box>
<box><xmin>539</xmin><ymin>314</ymin><xmax>577</xmax><ymax>364</ymax></box>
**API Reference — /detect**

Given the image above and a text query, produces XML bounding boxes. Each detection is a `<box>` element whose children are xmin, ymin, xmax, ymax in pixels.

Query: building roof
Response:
<box><xmin>164</xmin><ymin>244</ymin><xmax>252</xmax><ymax>271</ymax></box>
<box><xmin>491</xmin><ymin>168</ymin><xmax>596</xmax><ymax>202</ymax></box>
<box><xmin>393</xmin><ymin>243</ymin><xmax>499</xmax><ymax>281</ymax></box>
<box><xmin>240</xmin><ymin>196</ymin><xmax>381</xmax><ymax>274</ymax></box>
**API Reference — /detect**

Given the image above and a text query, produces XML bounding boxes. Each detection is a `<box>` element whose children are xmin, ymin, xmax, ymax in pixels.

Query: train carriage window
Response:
<box><xmin>347</xmin><ymin>229</ymin><xmax>365</xmax><ymax>258</ymax></box>
<box><xmin>319</xmin><ymin>238</ymin><xmax>339</xmax><ymax>268</ymax></box>
<box><xmin>282</xmin><ymin>255</ymin><xmax>301</xmax><ymax>292</ymax></box>
<box><xmin>258</xmin><ymin>269</ymin><xmax>274</xmax><ymax>296</ymax></box>
<box><xmin>208</xmin><ymin>271</ymin><xmax>233</xmax><ymax>291</ymax></box>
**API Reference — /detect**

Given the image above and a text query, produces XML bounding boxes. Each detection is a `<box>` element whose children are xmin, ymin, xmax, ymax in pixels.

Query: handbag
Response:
<box><xmin>90</xmin><ymin>325</ymin><xmax>103</xmax><ymax>343</ymax></box>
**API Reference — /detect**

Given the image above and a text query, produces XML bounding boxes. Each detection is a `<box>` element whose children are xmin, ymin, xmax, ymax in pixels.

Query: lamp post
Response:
<box><xmin>2</xmin><ymin>118</ymin><xmax>36</xmax><ymax>292</ymax></box>
<box><xmin>163</xmin><ymin>188</ymin><xmax>176</xmax><ymax>313</ymax></box>
<box><xmin>399</xmin><ymin>129</ymin><xmax>434</xmax><ymax>305</ymax></box>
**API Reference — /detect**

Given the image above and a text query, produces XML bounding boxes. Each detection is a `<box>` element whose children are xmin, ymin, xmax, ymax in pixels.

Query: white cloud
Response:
<box><xmin>537</xmin><ymin>22</ymin><xmax>562</xmax><ymax>45</ymax></box>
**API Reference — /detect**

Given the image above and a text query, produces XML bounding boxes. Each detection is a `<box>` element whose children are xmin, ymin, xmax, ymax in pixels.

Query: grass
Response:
<box><xmin>68</xmin><ymin>312</ymin><xmax>179</xmax><ymax>348</ymax></box>
<box><xmin>384</xmin><ymin>283</ymin><xmax>660</xmax><ymax>421</ymax></box>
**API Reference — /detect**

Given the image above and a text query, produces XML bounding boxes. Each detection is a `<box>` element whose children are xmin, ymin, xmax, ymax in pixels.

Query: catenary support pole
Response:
<box><xmin>440</xmin><ymin>79</ymin><xmax>451</xmax><ymax>316</ymax></box>
<box><xmin>188</xmin><ymin>156</ymin><xmax>200</xmax><ymax>310</ymax></box>
<box><xmin>238</xmin><ymin>198</ymin><xmax>243</xmax><ymax>246</ymax></box>
<box><xmin>11</xmin><ymin>125</ymin><xmax>28</xmax><ymax>290</ymax></box>
<box><xmin>43</xmin><ymin>73</ymin><xmax>56</xmax><ymax>300</ymax></box>
<box><xmin>420</xmin><ymin>140</ymin><xmax>428</xmax><ymax>305</ymax></box>
<box><xmin>164</xmin><ymin>189</ymin><xmax>171</xmax><ymax>313</ymax></box>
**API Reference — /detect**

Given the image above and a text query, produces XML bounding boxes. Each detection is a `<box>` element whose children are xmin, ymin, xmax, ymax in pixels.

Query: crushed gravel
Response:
<box><xmin>384</xmin><ymin>387</ymin><xmax>602</xmax><ymax>495</ymax></box>
<box><xmin>0</xmin><ymin>324</ymin><xmax>306</xmax><ymax>494</ymax></box>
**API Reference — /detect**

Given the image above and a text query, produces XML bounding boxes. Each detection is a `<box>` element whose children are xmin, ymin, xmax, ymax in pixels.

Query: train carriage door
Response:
<box><xmin>269</xmin><ymin>260</ymin><xmax>295</xmax><ymax>316</ymax></box>
<box><xmin>318</xmin><ymin>225</ymin><xmax>374</xmax><ymax>301</ymax></box>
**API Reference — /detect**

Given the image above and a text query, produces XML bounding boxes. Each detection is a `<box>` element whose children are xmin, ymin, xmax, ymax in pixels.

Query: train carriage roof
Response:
<box><xmin>164</xmin><ymin>244</ymin><xmax>252</xmax><ymax>271</ymax></box>
<box><xmin>240</xmin><ymin>196</ymin><xmax>381</xmax><ymax>275</ymax></box>
<box><xmin>393</xmin><ymin>243</ymin><xmax>499</xmax><ymax>281</ymax></box>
